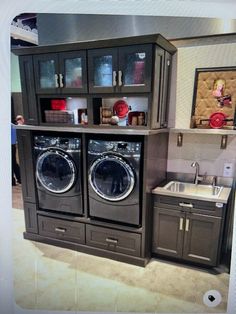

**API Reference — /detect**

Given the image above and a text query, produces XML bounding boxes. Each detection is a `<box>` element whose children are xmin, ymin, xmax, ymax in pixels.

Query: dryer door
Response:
<box><xmin>89</xmin><ymin>154</ymin><xmax>135</xmax><ymax>201</ymax></box>
<box><xmin>36</xmin><ymin>149</ymin><xmax>76</xmax><ymax>193</ymax></box>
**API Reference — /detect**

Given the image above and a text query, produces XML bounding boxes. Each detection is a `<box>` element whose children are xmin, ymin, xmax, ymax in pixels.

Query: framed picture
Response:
<box><xmin>191</xmin><ymin>67</ymin><xmax>236</xmax><ymax>129</ymax></box>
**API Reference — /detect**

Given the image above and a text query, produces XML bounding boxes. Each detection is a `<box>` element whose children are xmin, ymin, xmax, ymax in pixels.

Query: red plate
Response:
<box><xmin>113</xmin><ymin>100</ymin><xmax>129</xmax><ymax>119</ymax></box>
<box><xmin>209</xmin><ymin>112</ymin><xmax>227</xmax><ymax>128</ymax></box>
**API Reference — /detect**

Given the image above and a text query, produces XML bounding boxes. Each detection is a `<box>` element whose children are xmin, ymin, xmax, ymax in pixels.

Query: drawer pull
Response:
<box><xmin>179</xmin><ymin>218</ymin><xmax>184</xmax><ymax>231</ymax></box>
<box><xmin>185</xmin><ymin>219</ymin><xmax>190</xmax><ymax>232</ymax></box>
<box><xmin>179</xmin><ymin>202</ymin><xmax>193</xmax><ymax>208</ymax></box>
<box><xmin>106</xmin><ymin>237</ymin><xmax>118</xmax><ymax>244</ymax></box>
<box><xmin>55</xmin><ymin>227</ymin><xmax>66</xmax><ymax>233</ymax></box>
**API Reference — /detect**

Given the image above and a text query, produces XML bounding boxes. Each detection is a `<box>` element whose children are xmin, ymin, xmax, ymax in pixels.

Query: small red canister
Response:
<box><xmin>51</xmin><ymin>99</ymin><xmax>66</xmax><ymax>110</ymax></box>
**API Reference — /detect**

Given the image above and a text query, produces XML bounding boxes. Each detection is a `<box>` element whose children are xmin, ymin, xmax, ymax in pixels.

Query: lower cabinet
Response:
<box><xmin>152</xmin><ymin>196</ymin><xmax>224</xmax><ymax>266</ymax></box>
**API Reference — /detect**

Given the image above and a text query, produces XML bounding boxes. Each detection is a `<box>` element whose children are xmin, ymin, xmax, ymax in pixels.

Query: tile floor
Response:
<box><xmin>12</xmin><ymin>185</ymin><xmax>230</xmax><ymax>313</ymax></box>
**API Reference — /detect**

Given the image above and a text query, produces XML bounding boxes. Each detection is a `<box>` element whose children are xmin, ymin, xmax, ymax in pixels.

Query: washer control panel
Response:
<box><xmin>34</xmin><ymin>135</ymin><xmax>81</xmax><ymax>151</ymax></box>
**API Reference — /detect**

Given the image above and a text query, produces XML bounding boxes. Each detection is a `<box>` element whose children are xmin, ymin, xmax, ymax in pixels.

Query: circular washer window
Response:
<box><xmin>36</xmin><ymin>150</ymin><xmax>76</xmax><ymax>193</ymax></box>
<box><xmin>89</xmin><ymin>155</ymin><xmax>135</xmax><ymax>201</ymax></box>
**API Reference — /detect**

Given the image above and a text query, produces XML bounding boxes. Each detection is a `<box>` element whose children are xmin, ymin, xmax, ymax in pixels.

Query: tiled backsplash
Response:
<box><xmin>167</xmin><ymin>133</ymin><xmax>236</xmax><ymax>177</ymax></box>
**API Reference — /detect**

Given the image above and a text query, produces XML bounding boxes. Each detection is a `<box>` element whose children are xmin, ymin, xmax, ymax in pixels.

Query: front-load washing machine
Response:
<box><xmin>34</xmin><ymin>134</ymin><xmax>83</xmax><ymax>215</ymax></box>
<box><xmin>87</xmin><ymin>139</ymin><xmax>143</xmax><ymax>226</ymax></box>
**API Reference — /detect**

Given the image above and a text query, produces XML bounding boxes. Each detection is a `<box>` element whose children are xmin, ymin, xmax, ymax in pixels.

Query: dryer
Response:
<box><xmin>87</xmin><ymin>139</ymin><xmax>142</xmax><ymax>226</ymax></box>
<box><xmin>34</xmin><ymin>134</ymin><xmax>83</xmax><ymax>215</ymax></box>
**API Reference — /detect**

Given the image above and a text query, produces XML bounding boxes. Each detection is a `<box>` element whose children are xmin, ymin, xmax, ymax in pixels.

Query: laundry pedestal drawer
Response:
<box><xmin>86</xmin><ymin>225</ymin><xmax>141</xmax><ymax>257</ymax></box>
<box><xmin>38</xmin><ymin>215</ymin><xmax>85</xmax><ymax>244</ymax></box>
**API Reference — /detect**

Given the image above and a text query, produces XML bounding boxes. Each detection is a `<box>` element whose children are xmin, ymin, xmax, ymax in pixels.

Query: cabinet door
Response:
<box><xmin>16</xmin><ymin>129</ymin><xmax>36</xmax><ymax>203</ymax></box>
<box><xmin>34</xmin><ymin>53</ymin><xmax>60</xmax><ymax>94</ymax></box>
<box><xmin>59</xmin><ymin>51</ymin><xmax>87</xmax><ymax>94</ymax></box>
<box><xmin>183</xmin><ymin>213</ymin><xmax>222</xmax><ymax>266</ymax></box>
<box><xmin>19</xmin><ymin>56</ymin><xmax>38</xmax><ymax>125</ymax></box>
<box><xmin>88</xmin><ymin>48</ymin><xmax>117</xmax><ymax>93</ymax></box>
<box><xmin>118</xmin><ymin>44</ymin><xmax>152</xmax><ymax>93</ymax></box>
<box><xmin>152</xmin><ymin>207</ymin><xmax>184</xmax><ymax>258</ymax></box>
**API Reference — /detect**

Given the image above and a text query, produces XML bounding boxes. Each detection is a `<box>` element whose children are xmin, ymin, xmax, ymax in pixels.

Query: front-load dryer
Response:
<box><xmin>87</xmin><ymin>139</ymin><xmax>143</xmax><ymax>226</ymax></box>
<box><xmin>34</xmin><ymin>134</ymin><xmax>83</xmax><ymax>215</ymax></box>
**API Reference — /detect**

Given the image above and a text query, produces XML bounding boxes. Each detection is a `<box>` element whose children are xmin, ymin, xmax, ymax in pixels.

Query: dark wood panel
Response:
<box><xmin>16</xmin><ymin>129</ymin><xmax>36</xmax><ymax>203</ymax></box>
<box><xmin>24</xmin><ymin>202</ymin><xmax>38</xmax><ymax>234</ymax></box>
<box><xmin>19</xmin><ymin>56</ymin><xmax>38</xmax><ymax>124</ymax></box>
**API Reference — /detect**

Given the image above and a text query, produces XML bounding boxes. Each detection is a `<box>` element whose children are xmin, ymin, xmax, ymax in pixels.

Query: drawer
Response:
<box><xmin>86</xmin><ymin>225</ymin><xmax>141</xmax><ymax>257</ymax></box>
<box><xmin>154</xmin><ymin>195</ymin><xmax>225</xmax><ymax>217</ymax></box>
<box><xmin>38</xmin><ymin>215</ymin><xmax>85</xmax><ymax>244</ymax></box>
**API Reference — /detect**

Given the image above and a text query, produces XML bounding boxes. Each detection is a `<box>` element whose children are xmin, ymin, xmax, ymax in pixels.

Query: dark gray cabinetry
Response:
<box><xmin>88</xmin><ymin>44</ymin><xmax>152</xmax><ymax>94</ymax></box>
<box><xmin>16</xmin><ymin>129</ymin><xmax>36</xmax><ymax>203</ymax></box>
<box><xmin>152</xmin><ymin>195</ymin><xmax>225</xmax><ymax>266</ymax></box>
<box><xmin>24</xmin><ymin>202</ymin><xmax>38</xmax><ymax>234</ymax></box>
<box><xmin>19</xmin><ymin>56</ymin><xmax>38</xmax><ymax>125</ymax></box>
<box><xmin>33</xmin><ymin>51</ymin><xmax>87</xmax><ymax>94</ymax></box>
<box><xmin>17</xmin><ymin>129</ymin><xmax>38</xmax><ymax>233</ymax></box>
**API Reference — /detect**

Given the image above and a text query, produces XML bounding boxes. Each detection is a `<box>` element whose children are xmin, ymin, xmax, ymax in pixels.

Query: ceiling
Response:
<box><xmin>11</xmin><ymin>13</ymin><xmax>38</xmax><ymax>47</ymax></box>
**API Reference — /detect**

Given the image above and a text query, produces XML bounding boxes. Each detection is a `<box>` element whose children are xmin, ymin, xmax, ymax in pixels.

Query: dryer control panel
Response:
<box><xmin>88</xmin><ymin>140</ymin><xmax>142</xmax><ymax>155</ymax></box>
<box><xmin>34</xmin><ymin>135</ymin><xmax>81</xmax><ymax>151</ymax></box>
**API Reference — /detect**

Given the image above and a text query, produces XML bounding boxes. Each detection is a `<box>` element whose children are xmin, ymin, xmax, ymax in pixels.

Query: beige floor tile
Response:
<box><xmin>12</xmin><ymin>206</ymin><xmax>229</xmax><ymax>313</ymax></box>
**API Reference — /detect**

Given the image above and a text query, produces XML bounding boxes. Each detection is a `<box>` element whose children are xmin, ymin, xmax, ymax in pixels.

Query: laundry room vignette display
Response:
<box><xmin>190</xmin><ymin>67</ymin><xmax>236</xmax><ymax>129</ymax></box>
<box><xmin>14</xmin><ymin>34</ymin><xmax>177</xmax><ymax>266</ymax></box>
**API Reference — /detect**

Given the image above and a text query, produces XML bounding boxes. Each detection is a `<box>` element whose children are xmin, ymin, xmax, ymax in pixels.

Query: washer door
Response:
<box><xmin>89</xmin><ymin>155</ymin><xmax>135</xmax><ymax>201</ymax></box>
<box><xmin>36</xmin><ymin>149</ymin><xmax>76</xmax><ymax>193</ymax></box>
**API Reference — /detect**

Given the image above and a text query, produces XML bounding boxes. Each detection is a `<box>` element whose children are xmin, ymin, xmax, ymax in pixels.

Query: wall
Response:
<box><xmin>167</xmin><ymin>39</ymin><xmax>236</xmax><ymax>177</ymax></box>
<box><xmin>11</xmin><ymin>52</ymin><xmax>21</xmax><ymax>92</ymax></box>
<box><xmin>167</xmin><ymin>133</ymin><xmax>236</xmax><ymax>177</ymax></box>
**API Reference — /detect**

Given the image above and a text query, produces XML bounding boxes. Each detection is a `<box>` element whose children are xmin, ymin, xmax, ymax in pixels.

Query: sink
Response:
<box><xmin>163</xmin><ymin>181</ymin><xmax>223</xmax><ymax>198</ymax></box>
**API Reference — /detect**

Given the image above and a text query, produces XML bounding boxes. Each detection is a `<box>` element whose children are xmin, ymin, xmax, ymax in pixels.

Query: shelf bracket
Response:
<box><xmin>177</xmin><ymin>132</ymin><xmax>183</xmax><ymax>147</ymax></box>
<box><xmin>220</xmin><ymin>135</ymin><xmax>228</xmax><ymax>149</ymax></box>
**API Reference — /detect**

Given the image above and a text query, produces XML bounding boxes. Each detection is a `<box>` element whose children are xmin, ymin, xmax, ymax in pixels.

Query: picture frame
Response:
<box><xmin>191</xmin><ymin>67</ymin><xmax>236</xmax><ymax>129</ymax></box>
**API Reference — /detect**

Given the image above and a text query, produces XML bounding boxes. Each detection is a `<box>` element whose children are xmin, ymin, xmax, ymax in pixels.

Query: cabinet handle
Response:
<box><xmin>112</xmin><ymin>71</ymin><xmax>117</xmax><ymax>86</ymax></box>
<box><xmin>118</xmin><ymin>70</ymin><xmax>122</xmax><ymax>86</ymax></box>
<box><xmin>55</xmin><ymin>227</ymin><xmax>66</xmax><ymax>233</ymax></box>
<box><xmin>106</xmin><ymin>237</ymin><xmax>118</xmax><ymax>244</ymax></box>
<box><xmin>54</xmin><ymin>74</ymin><xmax>59</xmax><ymax>88</ymax></box>
<box><xmin>179</xmin><ymin>202</ymin><xmax>193</xmax><ymax>208</ymax></box>
<box><xmin>179</xmin><ymin>218</ymin><xmax>184</xmax><ymax>231</ymax></box>
<box><xmin>185</xmin><ymin>219</ymin><xmax>190</xmax><ymax>232</ymax></box>
<box><xmin>59</xmin><ymin>73</ymin><xmax>64</xmax><ymax>88</ymax></box>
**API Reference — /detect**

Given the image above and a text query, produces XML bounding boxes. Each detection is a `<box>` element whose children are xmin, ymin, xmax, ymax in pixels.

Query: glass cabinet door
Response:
<box><xmin>59</xmin><ymin>51</ymin><xmax>87</xmax><ymax>93</ymax></box>
<box><xmin>34</xmin><ymin>53</ymin><xmax>59</xmax><ymax>94</ymax></box>
<box><xmin>88</xmin><ymin>48</ymin><xmax>117</xmax><ymax>93</ymax></box>
<box><xmin>119</xmin><ymin>44</ymin><xmax>152</xmax><ymax>93</ymax></box>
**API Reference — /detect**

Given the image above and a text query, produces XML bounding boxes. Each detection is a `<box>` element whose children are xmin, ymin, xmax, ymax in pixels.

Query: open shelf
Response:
<box><xmin>38</xmin><ymin>96</ymin><xmax>88</xmax><ymax>126</ymax></box>
<box><xmin>92</xmin><ymin>96</ymin><xmax>149</xmax><ymax>128</ymax></box>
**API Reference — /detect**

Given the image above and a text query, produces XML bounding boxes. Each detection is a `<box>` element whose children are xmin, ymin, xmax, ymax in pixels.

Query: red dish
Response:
<box><xmin>113</xmin><ymin>100</ymin><xmax>129</xmax><ymax>119</ymax></box>
<box><xmin>209</xmin><ymin>112</ymin><xmax>227</xmax><ymax>128</ymax></box>
<box><xmin>51</xmin><ymin>99</ymin><xmax>66</xmax><ymax>110</ymax></box>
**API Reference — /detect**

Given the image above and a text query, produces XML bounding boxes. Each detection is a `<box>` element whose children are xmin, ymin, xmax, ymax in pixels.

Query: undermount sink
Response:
<box><xmin>163</xmin><ymin>181</ymin><xmax>223</xmax><ymax>198</ymax></box>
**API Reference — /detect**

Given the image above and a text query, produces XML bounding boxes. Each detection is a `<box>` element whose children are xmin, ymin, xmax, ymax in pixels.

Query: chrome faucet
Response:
<box><xmin>191</xmin><ymin>161</ymin><xmax>203</xmax><ymax>185</ymax></box>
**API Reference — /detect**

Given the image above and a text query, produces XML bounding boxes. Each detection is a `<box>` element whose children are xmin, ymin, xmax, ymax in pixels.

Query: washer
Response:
<box><xmin>87</xmin><ymin>139</ymin><xmax>142</xmax><ymax>226</ymax></box>
<box><xmin>34</xmin><ymin>134</ymin><xmax>83</xmax><ymax>215</ymax></box>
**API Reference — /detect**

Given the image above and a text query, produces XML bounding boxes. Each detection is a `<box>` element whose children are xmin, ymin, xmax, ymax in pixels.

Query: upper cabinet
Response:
<box><xmin>88</xmin><ymin>44</ymin><xmax>152</xmax><ymax>94</ymax></box>
<box><xmin>13</xmin><ymin>34</ymin><xmax>177</xmax><ymax>129</ymax></box>
<box><xmin>33</xmin><ymin>51</ymin><xmax>87</xmax><ymax>94</ymax></box>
